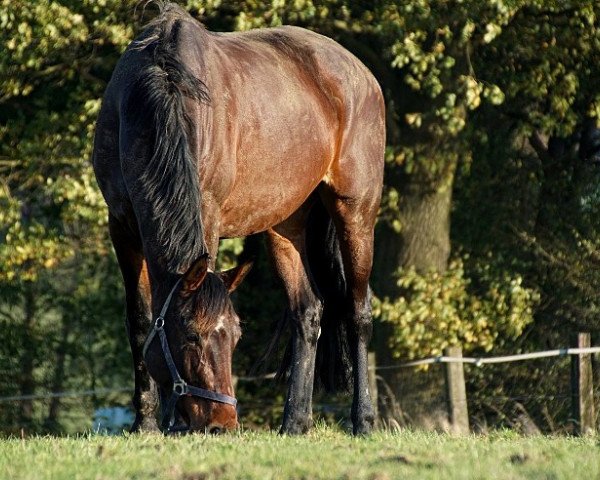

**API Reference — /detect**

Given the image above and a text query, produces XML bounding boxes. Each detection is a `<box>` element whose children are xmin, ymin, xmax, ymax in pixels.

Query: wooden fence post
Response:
<box><xmin>368</xmin><ymin>352</ymin><xmax>378</xmax><ymax>422</ymax></box>
<box><xmin>444</xmin><ymin>346</ymin><xmax>469</xmax><ymax>434</ymax></box>
<box><xmin>571</xmin><ymin>332</ymin><xmax>595</xmax><ymax>435</ymax></box>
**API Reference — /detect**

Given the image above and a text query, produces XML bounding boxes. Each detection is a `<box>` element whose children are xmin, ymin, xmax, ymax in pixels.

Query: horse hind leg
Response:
<box><xmin>320</xmin><ymin>133</ymin><xmax>384</xmax><ymax>433</ymax></box>
<box><xmin>320</xmin><ymin>187</ymin><xmax>378</xmax><ymax>434</ymax></box>
<box><xmin>109</xmin><ymin>214</ymin><xmax>160</xmax><ymax>432</ymax></box>
<box><xmin>266</xmin><ymin>209</ymin><xmax>323</xmax><ymax>435</ymax></box>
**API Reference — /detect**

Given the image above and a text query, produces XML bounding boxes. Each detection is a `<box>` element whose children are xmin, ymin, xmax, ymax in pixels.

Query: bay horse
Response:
<box><xmin>92</xmin><ymin>3</ymin><xmax>384</xmax><ymax>435</ymax></box>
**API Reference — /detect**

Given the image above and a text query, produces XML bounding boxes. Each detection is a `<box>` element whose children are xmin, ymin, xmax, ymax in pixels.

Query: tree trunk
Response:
<box><xmin>531</xmin><ymin>134</ymin><xmax>576</xmax><ymax>233</ymax></box>
<box><xmin>372</xmin><ymin>174</ymin><xmax>455</xmax><ymax>423</ymax></box>
<box><xmin>528</xmin><ymin>131</ymin><xmax>597</xmax><ymax>335</ymax></box>
<box><xmin>396</xmin><ymin>184</ymin><xmax>453</xmax><ymax>274</ymax></box>
<box><xmin>43</xmin><ymin>317</ymin><xmax>71</xmax><ymax>433</ymax></box>
<box><xmin>19</xmin><ymin>284</ymin><xmax>36</xmax><ymax>431</ymax></box>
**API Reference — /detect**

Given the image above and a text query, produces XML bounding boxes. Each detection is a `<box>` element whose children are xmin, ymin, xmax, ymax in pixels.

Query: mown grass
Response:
<box><xmin>0</xmin><ymin>425</ymin><xmax>598</xmax><ymax>479</ymax></box>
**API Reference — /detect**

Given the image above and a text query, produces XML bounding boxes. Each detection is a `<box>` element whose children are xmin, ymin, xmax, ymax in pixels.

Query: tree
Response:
<box><xmin>2</xmin><ymin>0</ymin><xmax>599</xmax><ymax>433</ymax></box>
<box><xmin>0</xmin><ymin>0</ymin><xmax>135</xmax><ymax>433</ymax></box>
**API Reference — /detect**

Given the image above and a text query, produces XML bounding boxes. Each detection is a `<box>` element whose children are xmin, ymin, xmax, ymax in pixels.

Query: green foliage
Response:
<box><xmin>0</xmin><ymin>0</ymin><xmax>138</xmax><ymax>433</ymax></box>
<box><xmin>481</xmin><ymin>1</ymin><xmax>600</xmax><ymax>137</ymax></box>
<box><xmin>374</xmin><ymin>0</ymin><xmax>600</xmax><ymax>373</ymax></box>
<box><xmin>375</xmin><ymin>258</ymin><xmax>538</xmax><ymax>359</ymax></box>
<box><xmin>216</xmin><ymin>238</ymin><xmax>245</xmax><ymax>270</ymax></box>
<box><xmin>2</xmin><ymin>0</ymin><xmax>600</xmax><ymax>434</ymax></box>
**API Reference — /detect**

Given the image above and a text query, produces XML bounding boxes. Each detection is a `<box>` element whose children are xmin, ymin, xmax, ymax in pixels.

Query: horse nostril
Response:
<box><xmin>209</xmin><ymin>425</ymin><xmax>222</xmax><ymax>435</ymax></box>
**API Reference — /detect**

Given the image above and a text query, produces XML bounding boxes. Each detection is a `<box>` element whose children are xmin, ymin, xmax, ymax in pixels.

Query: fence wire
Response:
<box><xmin>1</xmin><ymin>346</ymin><xmax>598</xmax><ymax>403</ymax></box>
<box><xmin>0</xmin><ymin>387</ymin><xmax>132</xmax><ymax>403</ymax></box>
<box><xmin>378</xmin><ymin>346</ymin><xmax>600</xmax><ymax>368</ymax></box>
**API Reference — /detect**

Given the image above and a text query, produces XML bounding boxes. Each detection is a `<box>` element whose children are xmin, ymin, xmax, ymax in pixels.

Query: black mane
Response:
<box><xmin>134</xmin><ymin>3</ymin><xmax>210</xmax><ymax>272</ymax></box>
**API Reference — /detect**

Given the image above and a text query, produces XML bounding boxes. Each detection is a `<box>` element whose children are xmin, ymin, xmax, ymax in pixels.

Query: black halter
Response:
<box><xmin>142</xmin><ymin>278</ymin><xmax>237</xmax><ymax>432</ymax></box>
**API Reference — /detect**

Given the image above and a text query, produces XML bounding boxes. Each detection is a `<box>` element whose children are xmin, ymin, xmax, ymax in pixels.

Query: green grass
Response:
<box><xmin>0</xmin><ymin>426</ymin><xmax>598</xmax><ymax>479</ymax></box>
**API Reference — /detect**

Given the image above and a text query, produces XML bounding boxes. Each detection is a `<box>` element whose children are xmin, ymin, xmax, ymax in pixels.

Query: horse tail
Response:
<box><xmin>124</xmin><ymin>5</ymin><xmax>210</xmax><ymax>271</ymax></box>
<box><xmin>306</xmin><ymin>199</ymin><xmax>353</xmax><ymax>393</ymax></box>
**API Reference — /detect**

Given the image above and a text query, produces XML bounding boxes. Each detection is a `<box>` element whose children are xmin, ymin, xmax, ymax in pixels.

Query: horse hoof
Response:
<box><xmin>279</xmin><ymin>417</ymin><xmax>311</xmax><ymax>435</ymax></box>
<box><xmin>352</xmin><ymin>417</ymin><xmax>374</xmax><ymax>436</ymax></box>
<box><xmin>279</xmin><ymin>425</ymin><xmax>309</xmax><ymax>435</ymax></box>
<box><xmin>352</xmin><ymin>424</ymin><xmax>372</xmax><ymax>436</ymax></box>
<box><xmin>129</xmin><ymin>417</ymin><xmax>160</xmax><ymax>434</ymax></box>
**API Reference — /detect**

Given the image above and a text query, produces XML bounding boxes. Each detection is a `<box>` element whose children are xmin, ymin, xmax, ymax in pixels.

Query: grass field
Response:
<box><xmin>0</xmin><ymin>426</ymin><xmax>598</xmax><ymax>479</ymax></box>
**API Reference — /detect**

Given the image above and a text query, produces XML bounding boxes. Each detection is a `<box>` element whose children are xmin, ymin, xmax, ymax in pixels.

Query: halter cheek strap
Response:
<box><xmin>142</xmin><ymin>277</ymin><xmax>182</xmax><ymax>360</ymax></box>
<box><xmin>142</xmin><ymin>278</ymin><xmax>237</xmax><ymax>432</ymax></box>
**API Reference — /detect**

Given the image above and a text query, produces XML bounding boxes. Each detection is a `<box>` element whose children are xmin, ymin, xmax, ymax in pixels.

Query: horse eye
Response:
<box><xmin>186</xmin><ymin>333</ymin><xmax>201</xmax><ymax>343</ymax></box>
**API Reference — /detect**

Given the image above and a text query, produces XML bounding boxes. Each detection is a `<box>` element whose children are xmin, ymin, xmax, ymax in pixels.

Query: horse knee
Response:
<box><xmin>350</xmin><ymin>304</ymin><xmax>372</xmax><ymax>340</ymax></box>
<box><xmin>291</xmin><ymin>300</ymin><xmax>323</xmax><ymax>345</ymax></box>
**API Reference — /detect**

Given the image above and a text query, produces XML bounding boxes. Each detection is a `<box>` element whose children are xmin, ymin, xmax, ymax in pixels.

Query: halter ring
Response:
<box><xmin>173</xmin><ymin>380</ymin><xmax>188</xmax><ymax>396</ymax></box>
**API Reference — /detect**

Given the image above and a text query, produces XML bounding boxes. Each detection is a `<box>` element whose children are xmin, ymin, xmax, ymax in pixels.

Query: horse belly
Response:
<box><xmin>218</xmin><ymin>110</ymin><xmax>333</xmax><ymax>237</ymax></box>
<box><xmin>218</xmin><ymin>159</ymin><xmax>327</xmax><ymax>237</ymax></box>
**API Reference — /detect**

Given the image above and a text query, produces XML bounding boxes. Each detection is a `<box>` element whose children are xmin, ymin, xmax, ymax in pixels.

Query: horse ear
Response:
<box><xmin>218</xmin><ymin>260</ymin><xmax>253</xmax><ymax>293</ymax></box>
<box><xmin>181</xmin><ymin>253</ymin><xmax>210</xmax><ymax>297</ymax></box>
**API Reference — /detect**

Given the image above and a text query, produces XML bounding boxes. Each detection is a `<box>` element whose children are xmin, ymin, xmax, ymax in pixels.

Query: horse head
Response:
<box><xmin>144</xmin><ymin>254</ymin><xmax>252</xmax><ymax>433</ymax></box>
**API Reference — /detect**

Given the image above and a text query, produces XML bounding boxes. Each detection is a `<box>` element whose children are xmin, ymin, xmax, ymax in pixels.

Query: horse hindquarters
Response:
<box><xmin>265</xmin><ymin>50</ymin><xmax>384</xmax><ymax>435</ymax></box>
<box><xmin>318</xmin><ymin>77</ymin><xmax>385</xmax><ymax>434</ymax></box>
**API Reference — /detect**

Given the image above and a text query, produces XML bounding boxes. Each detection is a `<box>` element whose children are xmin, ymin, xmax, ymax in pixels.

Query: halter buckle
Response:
<box><xmin>155</xmin><ymin>316</ymin><xmax>165</xmax><ymax>330</ymax></box>
<box><xmin>173</xmin><ymin>380</ymin><xmax>188</xmax><ymax>396</ymax></box>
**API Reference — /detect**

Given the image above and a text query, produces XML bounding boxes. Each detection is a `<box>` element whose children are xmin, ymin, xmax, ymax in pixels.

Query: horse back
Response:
<box><xmin>205</xmin><ymin>27</ymin><xmax>384</xmax><ymax>235</ymax></box>
<box><xmin>92</xmin><ymin>8</ymin><xmax>384</xmax><ymax>242</ymax></box>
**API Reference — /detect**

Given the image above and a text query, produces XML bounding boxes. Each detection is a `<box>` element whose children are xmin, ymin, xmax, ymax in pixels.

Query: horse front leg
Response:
<box><xmin>267</xmin><ymin>220</ymin><xmax>323</xmax><ymax>435</ymax></box>
<box><xmin>109</xmin><ymin>215</ymin><xmax>160</xmax><ymax>432</ymax></box>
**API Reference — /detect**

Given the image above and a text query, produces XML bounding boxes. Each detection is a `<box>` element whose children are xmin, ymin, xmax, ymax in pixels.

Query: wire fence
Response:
<box><xmin>388</xmin><ymin>347</ymin><xmax>600</xmax><ymax>368</ymax></box>
<box><xmin>0</xmin><ymin>387</ymin><xmax>132</xmax><ymax>403</ymax></box>
<box><xmin>1</xmin><ymin>344</ymin><xmax>598</xmax><ymax>434</ymax></box>
<box><xmin>1</xmin><ymin>346</ymin><xmax>598</xmax><ymax>403</ymax></box>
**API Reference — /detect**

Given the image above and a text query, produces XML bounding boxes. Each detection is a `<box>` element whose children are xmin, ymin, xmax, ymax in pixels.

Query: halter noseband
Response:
<box><xmin>142</xmin><ymin>277</ymin><xmax>237</xmax><ymax>432</ymax></box>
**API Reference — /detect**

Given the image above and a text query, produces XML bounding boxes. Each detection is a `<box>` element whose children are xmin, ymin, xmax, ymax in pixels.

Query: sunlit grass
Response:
<box><xmin>0</xmin><ymin>425</ymin><xmax>598</xmax><ymax>479</ymax></box>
